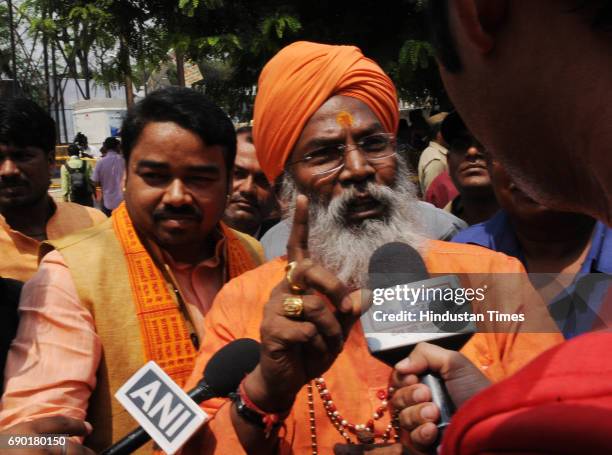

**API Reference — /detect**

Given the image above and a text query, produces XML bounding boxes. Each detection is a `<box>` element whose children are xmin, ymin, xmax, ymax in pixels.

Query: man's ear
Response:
<box><xmin>454</xmin><ymin>0</ymin><xmax>508</xmax><ymax>53</ymax></box>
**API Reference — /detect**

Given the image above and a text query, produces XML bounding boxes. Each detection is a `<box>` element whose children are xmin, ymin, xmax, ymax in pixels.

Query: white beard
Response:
<box><xmin>281</xmin><ymin>158</ymin><xmax>425</xmax><ymax>289</ymax></box>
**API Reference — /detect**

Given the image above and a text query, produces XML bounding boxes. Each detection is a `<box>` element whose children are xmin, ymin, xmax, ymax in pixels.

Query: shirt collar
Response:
<box><xmin>0</xmin><ymin>196</ymin><xmax>57</xmax><ymax>241</ymax></box>
<box><xmin>428</xmin><ymin>141</ymin><xmax>448</xmax><ymax>155</ymax></box>
<box><xmin>161</xmin><ymin>227</ymin><xmax>227</xmax><ymax>271</ymax></box>
<box><xmin>581</xmin><ymin>221</ymin><xmax>612</xmax><ymax>274</ymax></box>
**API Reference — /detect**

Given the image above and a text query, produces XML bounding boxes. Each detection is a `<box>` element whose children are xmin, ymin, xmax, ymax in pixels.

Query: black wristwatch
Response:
<box><xmin>230</xmin><ymin>391</ymin><xmax>268</xmax><ymax>428</ymax></box>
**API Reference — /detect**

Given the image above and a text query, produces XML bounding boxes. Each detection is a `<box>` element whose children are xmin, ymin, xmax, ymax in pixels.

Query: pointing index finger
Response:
<box><xmin>287</xmin><ymin>194</ymin><xmax>310</xmax><ymax>262</ymax></box>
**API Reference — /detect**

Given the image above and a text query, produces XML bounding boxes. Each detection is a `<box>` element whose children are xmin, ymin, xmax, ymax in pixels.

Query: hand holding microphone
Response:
<box><xmin>390</xmin><ymin>342</ymin><xmax>490</xmax><ymax>452</ymax></box>
<box><xmin>364</xmin><ymin>242</ymin><xmax>484</xmax><ymax>452</ymax></box>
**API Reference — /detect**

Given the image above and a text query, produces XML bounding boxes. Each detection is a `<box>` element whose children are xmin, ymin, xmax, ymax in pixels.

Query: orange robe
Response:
<box><xmin>184</xmin><ymin>240</ymin><xmax>563</xmax><ymax>454</ymax></box>
<box><xmin>0</xmin><ymin>200</ymin><xmax>106</xmax><ymax>281</ymax></box>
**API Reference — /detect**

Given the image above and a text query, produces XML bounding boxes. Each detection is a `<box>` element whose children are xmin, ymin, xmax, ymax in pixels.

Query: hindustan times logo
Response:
<box><xmin>372</xmin><ymin>284</ymin><xmax>487</xmax><ymax>306</ymax></box>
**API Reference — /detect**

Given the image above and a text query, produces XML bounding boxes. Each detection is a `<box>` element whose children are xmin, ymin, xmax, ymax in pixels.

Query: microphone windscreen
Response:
<box><xmin>204</xmin><ymin>338</ymin><xmax>260</xmax><ymax>397</ymax></box>
<box><xmin>368</xmin><ymin>242</ymin><xmax>429</xmax><ymax>289</ymax></box>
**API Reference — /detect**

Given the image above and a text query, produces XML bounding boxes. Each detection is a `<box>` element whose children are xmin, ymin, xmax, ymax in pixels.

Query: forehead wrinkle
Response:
<box><xmin>291</xmin><ymin>96</ymin><xmax>387</xmax><ymax>163</ymax></box>
<box><xmin>304</xmin><ymin>120</ymin><xmax>385</xmax><ymax>148</ymax></box>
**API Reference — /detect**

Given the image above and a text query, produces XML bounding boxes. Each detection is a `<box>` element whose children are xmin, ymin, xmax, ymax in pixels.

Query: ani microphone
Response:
<box><xmin>101</xmin><ymin>338</ymin><xmax>260</xmax><ymax>455</ymax></box>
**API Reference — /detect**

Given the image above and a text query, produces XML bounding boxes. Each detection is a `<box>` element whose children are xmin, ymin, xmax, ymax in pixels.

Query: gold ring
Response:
<box><xmin>285</xmin><ymin>261</ymin><xmax>306</xmax><ymax>293</ymax></box>
<box><xmin>282</xmin><ymin>296</ymin><xmax>304</xmax><ymax>318</ymax></box>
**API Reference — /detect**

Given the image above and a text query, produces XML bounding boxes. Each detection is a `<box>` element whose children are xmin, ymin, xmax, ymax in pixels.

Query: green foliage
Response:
<box><xmin>0</xmin><ymin>4</ymin><xmax>11</xmax><ymax>77</ymax></box>
<box><xmin>179</xmin><ymin>0</ymin><xmax>224</xmax><ymax>17</ymax></box>
<box><xmin>261</xmin><ymin>13</ymin><xmax>302</xmax><ymax>39</ymax></box>
<box><xmin>5</xmin><ymin>0</ymin><xmax>449</xmax><ymax>117</ymax></box>
<box><xmin>67</xmin><ymin>3</ymin><xmax>111</xmax><ymax>22</ymax></box>
<box><xmin>399</xmin><ymin>40</ymin><xmax>435</xmax><ymax>71</ymax></box>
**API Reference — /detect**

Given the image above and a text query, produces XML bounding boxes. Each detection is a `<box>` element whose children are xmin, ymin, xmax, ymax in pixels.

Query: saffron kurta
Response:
<box><xmin>0</xmin><ymin>199</ymin><xmax>106</xmax><ymax>281</ymax></box>
<box><xmin>183</xmin><ymin>240</ymin><xmax>564</xmax><ymax>454</ymax></box>
<box><xmin>0</xmin><ymin>204</ymin><xmax>264</xmax><ymax>453</ymax></box>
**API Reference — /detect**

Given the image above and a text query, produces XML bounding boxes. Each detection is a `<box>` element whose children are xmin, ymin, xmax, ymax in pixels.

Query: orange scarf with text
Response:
<box><xmin>112</xmin><ymin>202</ymin><xmax>258</xmax><ymax>386</ymax></box>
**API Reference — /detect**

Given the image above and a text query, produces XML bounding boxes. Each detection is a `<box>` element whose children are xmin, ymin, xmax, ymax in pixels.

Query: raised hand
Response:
<box><xmin>244</xmin><ymin>194</ymin><xmax>360</xmax><ymax>412</ymax></box>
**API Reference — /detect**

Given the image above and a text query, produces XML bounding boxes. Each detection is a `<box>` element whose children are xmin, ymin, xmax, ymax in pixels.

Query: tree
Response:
<box><xmin>173</xmin><ymin>0</ymin><xmax>447</xmax><ymax>120</ymax></box>
<box><xmin>23</xmin><ymin>0</ymin><xmax>116</xmax><ymax>99</ymax></box>
<box><xmin>0</xmin><ymin>2</ymin><xmax>51</xmax><ymax>103</ymax></box>
<box><xmin>3</xmin><ymin>0</ymin><xmax>447</xmax><ymax>120</ymax></box>
<box><xmin>0</xmin><ymin>3</ymin><xmax>12</xmax><ymax>78</ymax></box>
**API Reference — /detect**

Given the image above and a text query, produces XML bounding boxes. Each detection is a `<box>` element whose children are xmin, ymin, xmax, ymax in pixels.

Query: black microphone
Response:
<box><xmin>101</xmin><ymin>338</ymin><xmax>260</xmax><ymax>455</ymax></box>
<box><xmin>364</xmin><ymin>242</ymin><xmax>474</xmax><ymax>437</ymax></box>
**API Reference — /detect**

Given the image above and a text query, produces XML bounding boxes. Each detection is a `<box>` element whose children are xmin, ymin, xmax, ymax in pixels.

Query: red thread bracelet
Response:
<box><xmin>239</xmin><ymin>376</ymin><xmax>288</xmax><ymax>437</ymax></box>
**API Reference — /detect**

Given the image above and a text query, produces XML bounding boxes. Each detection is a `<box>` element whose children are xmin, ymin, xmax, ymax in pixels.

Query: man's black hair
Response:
<box><xmin>236</xmin><ymin>126</ymin><xmax>252</xmax><ymax>135</ymax></box>
<box><xmin>121</xmin><ymin>87</ymin><xmax>236</xmax><ymax>174</ymax></box>
<box><xmin>427</xmin><ymin>0</ymin><xmax>612</xmax><ymax>74</ymax></box>
<box><xmin>74</xmin><ymin>132</ymin><xmax>88</xmax><ymax>146</ymax></box>
<box><xmin>440</xmin><ymin>111</ymin><xmax>468</xmax><ymax>145</ymax></box>
<box><xmin>67</xmin><ymin>143</ymin><xmax>80</xmax><ymax>157</ymax></box>
<box><xmin>103</xmin><ymin>136</ymin><xmax>120</xmax><ymax>151</ymax></box>
<box><xmin>236</xmin><ymin>125</ymin><xmax>253</xmax><ymax>144</ymax></box>
<box><xmin>430</xmin><ymin>120</ymin><xmax>443</xmax><ymax>139</ymax></box>
<box><xmin>0</xmin><ymin>98</ymin><xmax>55</xmax><ymax>152</ymax></box>
<box><xmin>409</xmin><ymin>110</ymin><xmax>431</xmax><ymax>133</ymax></box>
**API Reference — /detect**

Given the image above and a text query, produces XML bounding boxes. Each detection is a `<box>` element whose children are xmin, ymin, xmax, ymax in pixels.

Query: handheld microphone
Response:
<box><xmin>101</xmin><ymin>338</ymin><xmax>260</xmax><ymax>455</ymax></box>
<box><xmin>363</xmin><ymin>242</ymin><xmax>475</xmax><ymax>436</ymax></box>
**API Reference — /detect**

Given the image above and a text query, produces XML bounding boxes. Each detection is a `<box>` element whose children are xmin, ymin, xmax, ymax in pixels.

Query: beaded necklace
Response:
<box><xmin>307</xmin><ymin>377</ymin><xmax>401</xmax><ymax>454</ymax></box>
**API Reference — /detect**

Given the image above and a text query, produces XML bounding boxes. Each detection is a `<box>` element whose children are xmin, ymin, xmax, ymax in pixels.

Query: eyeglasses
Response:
<box><xmin>288</xmin><ymin>132</ymin><xmax>397</xmax><ymax>176</ymax></box>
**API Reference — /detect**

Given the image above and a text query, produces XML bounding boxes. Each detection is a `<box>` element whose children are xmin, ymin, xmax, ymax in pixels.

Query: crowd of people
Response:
<box><xmin>0</xmin><ymin>0</ymin><xmax>611</xmax><ymax>453</ymax></box>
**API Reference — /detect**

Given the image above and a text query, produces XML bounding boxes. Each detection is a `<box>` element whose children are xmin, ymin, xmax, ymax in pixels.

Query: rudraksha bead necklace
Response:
<box><xmin>306</xmin><ymin>377</ymin><xmax>401</xmax><ymax>454</ymax></box>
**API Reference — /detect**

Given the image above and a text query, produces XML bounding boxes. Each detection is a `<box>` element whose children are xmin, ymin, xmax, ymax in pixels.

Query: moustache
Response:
<box><xmin>331</xmin><ymin>183</ymin><xmax>393</xmax><ymax>219</ymax></box>
<box><xmin>0</xmin><ymin>176</ymin><xmax>28</xmax><ymax>189</ymax></box>
<box><xmin>153</xmin><ymin>205</ymin><xmax>202</xmax><ymax>221</ymax></box>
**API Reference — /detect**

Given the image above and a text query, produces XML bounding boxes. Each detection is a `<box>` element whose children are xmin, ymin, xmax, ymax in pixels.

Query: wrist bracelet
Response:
<box><xmin>230</xmin><ymin>376</ymin><xmax>289</xmax><ymax>438</ymax></box>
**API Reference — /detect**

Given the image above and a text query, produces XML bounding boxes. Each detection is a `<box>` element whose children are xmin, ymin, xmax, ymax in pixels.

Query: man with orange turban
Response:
<box><xmin>183</xmin><ymin>41</ymin><xmax>562</xmax><ymax>454</ymax></box>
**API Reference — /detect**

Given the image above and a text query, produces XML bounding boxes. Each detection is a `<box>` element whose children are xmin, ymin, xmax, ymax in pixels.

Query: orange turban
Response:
<box><xmin>253</xmin><ymin>41</ymin><xmax>399</xmax><ymax>183</ymax></box>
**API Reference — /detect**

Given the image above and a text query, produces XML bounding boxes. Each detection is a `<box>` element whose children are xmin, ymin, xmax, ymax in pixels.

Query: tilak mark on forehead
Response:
<box><xmin>336</xmin><ymin>111</ymin><xmax>354</xmax><ymax>128</ymax></box>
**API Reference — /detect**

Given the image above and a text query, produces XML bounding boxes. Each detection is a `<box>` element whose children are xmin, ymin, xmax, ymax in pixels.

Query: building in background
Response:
<box><xmin>48</xmin><ymin>77</ymin><xmax>128</xmax><ymax>144</ymax></box>
<box><xmin>73</xmin><ymin>99</ymin><xmax>126</xmax><ymax>149</ymax></box>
